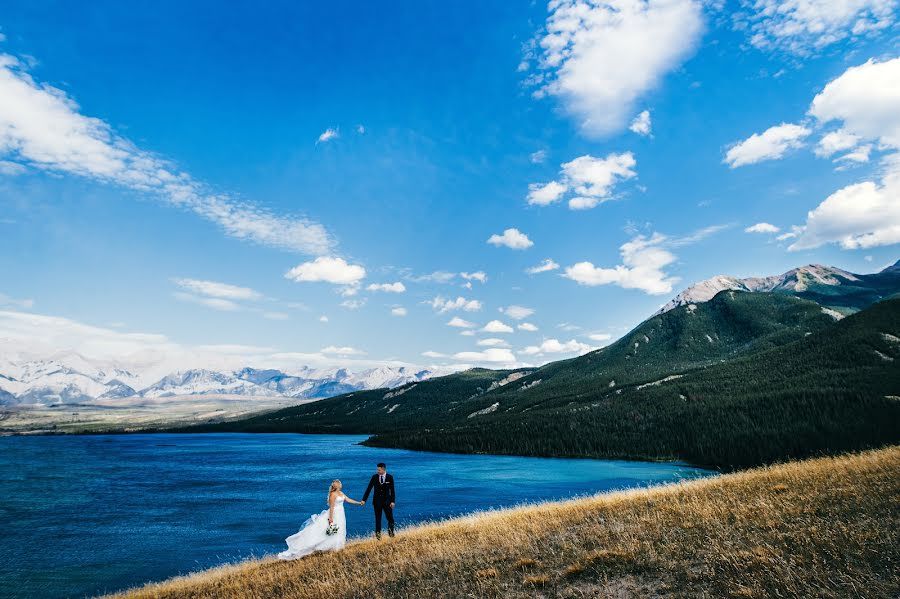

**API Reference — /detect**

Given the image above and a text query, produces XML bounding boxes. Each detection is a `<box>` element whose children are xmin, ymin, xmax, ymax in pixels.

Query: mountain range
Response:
<box><xmin>0</xmin><ymin>357</ymin><xmax>433</xmax><ymax>406</ymax></box>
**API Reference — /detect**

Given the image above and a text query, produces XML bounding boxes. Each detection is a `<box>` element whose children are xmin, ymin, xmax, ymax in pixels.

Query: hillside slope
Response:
<box><xmin>112</xmin><ymin>446</ymin><xmax>900</xmax><ymax>599</ymax></box>
<box><xmin>187</xmin><ymin>293</ymin><xmax>900</xmax><ymax>467</ymax></box>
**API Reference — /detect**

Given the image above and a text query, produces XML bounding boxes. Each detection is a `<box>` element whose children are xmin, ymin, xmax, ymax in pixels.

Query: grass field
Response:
<box><xmin>111</xmin><ymin>445</ymin><xmax>899</xmax><ymax>598</ymax></box>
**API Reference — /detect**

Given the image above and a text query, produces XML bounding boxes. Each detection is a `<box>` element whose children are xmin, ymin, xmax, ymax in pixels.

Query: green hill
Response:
<box><xmin>179</xmin><ymin>293</ymin><xmax>900</xmax><ymax>468</ymax></box>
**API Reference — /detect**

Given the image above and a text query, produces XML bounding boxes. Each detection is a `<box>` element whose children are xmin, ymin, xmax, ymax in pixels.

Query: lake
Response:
<box><xmin>0</xmin><ymin>433</ymin><xmax>714</xmax><ymax>598</ymax></box>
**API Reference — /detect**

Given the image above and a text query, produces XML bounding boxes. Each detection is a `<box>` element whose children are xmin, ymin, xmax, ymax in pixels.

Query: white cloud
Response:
<box><xmin>263</xmin><ymin>311</ymin><xmax>289</xmax><ymax>320</ymax></box>
<box><xmin>317</xmin><ymin>128</ymin><xmax>339</xmax><ymax>143</ymax></box>
<box><xmin>452</xmin><ymin>348</ymin><xmax>517</xmax><ymax>364</ymax></box>
<box><xmin>477</xmin><ymin>338</ymin><xmax>511</xmax><ymax>347</ymax></box>
<box><xmin>171</xmin><ymin>278</ymin><xmax>262</xmax><ymax>301</ymax></box>
<box><xmin>339</xmin><ymin>298</ymin><xmax>367</xmax><ymax>310</ymax></box>
<box><xmin>815</xmin><ymin>129</ymin><xmax>861</xmax><ymax>157</ymax></box>
<box><xmin>789</xmin><ymin>58</ymin><xmax>900</xmax><ymax>250</ymax></box>
<box><xmin>527</xmin><ymin>180</ymin><xmax>568</xmax><ymax>206</ymax></box>
<box><xmin>428</xmin><ymin>296</ymin><xmax>482</xmax><ymax>313</ymax></box>
<box><xmin>0</xmin><ymin>54</ymin><xmax>333</xmax><ymax>255</ymax></box>
<box><xmin>563</xmin><ymin>232</ymin><xmax>679</xmax><ymax>295</ymax></box>
<box><xmin>460</xmin><ymin>330</ymin><xmax>477</xmax><ymax>337</ymax></box>
<box><xmin>487</xmin><ymin>228</ymin><xmax>534</xmax><ymax>250</ymax></box>
<box><xmin>629</xmin><ymin>110</ymin><xmax>652</xmax><ymax>136</ymax></box>
<box><xmin>447</xmin><ymin>316</ymin><xmax>477</xmax><ymax>328</ymax></box>
<box><xmin>500</xmin><ymin>305</ymin><xmax>534</xmax><ymax>320</ymax></box>
<box><xmin>558</xmin><ymin>322</ymin><xmax>581</xmax><ymax>332</ymax></box>
<box><xmin>518</xmin><ymin>322</ymin><xmax>539</xmax><ymax>332</ymax></box>
<box><xmin>319</xmin><ymin>315</ymin><xmax>329</xmax><ymax>323</ymax></box>
<box><xmin>528</xmin><ymin>0</ymin><xmax>704</xmax><ymax>137</ymax></box>
<box><xmin>367</xmin><ymin>282</ymin><xmax>406</xmax><ymax>293</ymax></box>
<box><xmin>788</xmin><ymin>175</ymin><xmax>900</xmax><ymax>250</ymax></box>
<box><xmin>587</xmin><ymin>332</ymin><xmax>612</xmax><ymax>342</ymax></box>
<box><xmin>529</xmin><ymin>152</ymin><xmax>637</xmax><ymax>210</ymax></box>
<box><xmin>520</xmin><ymin>338</ymin><xmax>592</xmax><ymax>356</ymax></box>
<box><xmin>172</xmin><ymin>292</ymin><xmax>240</xmax><ymax>312</ymax></box>
<box><xmin>526</xmin><ymin>258</ymin><xmax>560</xmax><ymax>274</ymax></box>
<box><xmin>285</xmin><ymin>257</ymin><xmax>366</xmax><ymax>288</ymax></box>
<box><xmin>356</xmin><ymin>124</ymin><xmax>366</xmax><ymax>134</ymax></box>
<box><xmin>740</xmin><ymin>0</ymin><xmax>897</xmax><ymax>55</ymax></box>
<box><xmin>460</xmin><ymin>271</ymin><xmax>488</xmax><ymax>283</ymax></box>
<box><xmin>809</xmin><ymin>58</ymin><xmax>900</xmax><ymax>150</ymax></box>
<box><xmin>320</xmin><ymin>345</ymin><xmax>365</xmax><ymax>356</ymax></box>
<box><xmin>481</xmin><ymin>320</ymin><xmax>514</xmax><ymax>334</ymax></box>
<box><xmin>0</xmin><ymin>160</ymin><xmax>26</xmax><ymax>175</ymax></box>
<box><xmin>835</xmin><ymin>144</ymin><xmax>872</xmax><ymax>164</ymax></box>
<box><xmin>422</xmin><ymin>350</ymin><xmax>447</xmax><ymax>358</ymax></box>
<box><xmin>391</xmin><ymin>306</ymin><xmax>407</xmax><ymax>317</ymax></box>
<box><xmin>745</xmin><ymin>222</ymin><xmax>780</xmax><ymax>234</ymax></box>
<box><xmin>407</xmin><ymin>270</ymin><xmax>458</xmax><ymax>284</ymax></box>
<box><xmin>530</xmin><ymin>149</ymin><xmax>547</xmax><ymax>163</ymax></box>
<box><xmin>724</xmin><ymin>123</ymin><xmax>811</xmax><ymax>167</ymax></box>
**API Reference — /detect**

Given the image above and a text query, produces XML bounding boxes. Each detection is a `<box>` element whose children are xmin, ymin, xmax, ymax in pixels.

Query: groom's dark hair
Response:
<box><xmin>377</xmin><ymin>462</ymin><xmax>386</xmax><ymax>468</ymax></box>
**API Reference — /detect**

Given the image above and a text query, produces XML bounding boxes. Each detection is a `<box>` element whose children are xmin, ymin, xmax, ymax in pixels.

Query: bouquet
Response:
<box><xmin>326</xmin><ymin>523</ymin><xmax>339</xmax><ymax>536</ymax></box>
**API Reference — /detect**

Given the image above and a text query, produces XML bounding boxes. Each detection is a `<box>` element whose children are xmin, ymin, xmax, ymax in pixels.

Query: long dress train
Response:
<box><xmin>277</xmin><ymin>495</ymin><xmax>347</xmax><ymax>560</ymax></box>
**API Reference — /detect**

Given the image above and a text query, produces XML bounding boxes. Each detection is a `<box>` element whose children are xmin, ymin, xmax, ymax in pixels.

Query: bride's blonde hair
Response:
<box><xmin>328</xmin><ymin>479</ymin><xmax>342</xmax><ymax>501</ymax></box>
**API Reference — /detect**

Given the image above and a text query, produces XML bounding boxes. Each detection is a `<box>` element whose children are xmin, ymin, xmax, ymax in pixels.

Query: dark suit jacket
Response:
<box><xmin>362</xmin><ymin>473</ymin><xmax>396</xmax><ymax>504</ymax></box>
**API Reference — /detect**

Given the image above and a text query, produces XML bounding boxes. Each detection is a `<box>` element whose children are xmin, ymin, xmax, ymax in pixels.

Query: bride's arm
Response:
<box><xmin>340</xmin><ymin>492</ymin><xmax>363</xmax><ymax>505</ymax></box>
<box><xmin>328</xmin><ymin>493</ymin><xmax>336</xmax><ymax>523</ymax></box>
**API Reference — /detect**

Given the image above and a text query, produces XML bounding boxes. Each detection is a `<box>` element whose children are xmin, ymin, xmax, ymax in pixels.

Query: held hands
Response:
<box><xmin>390</xmin><ymin>502</ymin><xmax>395</xmax><ymax>509</ymax></box>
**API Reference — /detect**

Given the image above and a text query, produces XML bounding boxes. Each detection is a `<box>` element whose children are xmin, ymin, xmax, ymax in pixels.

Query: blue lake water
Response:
<box><xmin>0</xmin><ymin>433</ymin><xmax>714</xmax><ymax>598</ymax></box>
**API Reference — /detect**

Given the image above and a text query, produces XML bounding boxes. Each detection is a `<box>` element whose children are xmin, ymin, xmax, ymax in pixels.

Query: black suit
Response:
<box><xmin>362</xmin><ymin>473</ymin><xmax>396</xmax><ymax>536</ymax></box>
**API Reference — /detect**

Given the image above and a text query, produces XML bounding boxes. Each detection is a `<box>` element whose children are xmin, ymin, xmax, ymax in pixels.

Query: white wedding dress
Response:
<box><xmin>278</xmin><ymin>495</ymin><xmax>347</xmax><ymax>560</ymax></box>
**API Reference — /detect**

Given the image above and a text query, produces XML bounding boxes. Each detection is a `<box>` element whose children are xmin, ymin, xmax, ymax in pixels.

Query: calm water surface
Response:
<box><xmin>0</xmin><ymin>433</ymin><xmax>713</xmax><ymax>598</ymax></box>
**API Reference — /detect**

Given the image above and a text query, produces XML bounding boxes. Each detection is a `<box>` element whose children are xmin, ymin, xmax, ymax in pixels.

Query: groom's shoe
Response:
<box><xmin>388</xmin><ymin>528</ymin><xmax>395</xmax><ymax>538</ymax></box>
<box><xmin>375</xmin><ymin>532</ymin><xmax>382</xmax><ymax>540</ymax></box>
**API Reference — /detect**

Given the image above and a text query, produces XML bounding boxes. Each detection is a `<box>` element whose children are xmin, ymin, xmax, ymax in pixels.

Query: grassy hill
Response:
<box><xmin>110</xmin><ymin>445</ymin><xmax>900</xmax><ymax>599</ymax></box>
<box><xmin>182</xmin><ymin>294</ymin><xmax>900</xmax><ymax>468</ymax></box>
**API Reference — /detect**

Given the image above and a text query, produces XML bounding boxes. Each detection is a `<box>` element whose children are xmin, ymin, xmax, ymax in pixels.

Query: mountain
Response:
<box><xmin>188</xmin><ymin>292</ymin><xmax>900</xmax><ymax>467</ymax></box>
<box><xmin>656</xmin><ymin>261</ymin><xmax>900</xmax><ymax>315</ymax></box>
<box><xmin>0</xmin><ymin>356</ymin><xmax>435</xmax><ymax>406</ymax></box>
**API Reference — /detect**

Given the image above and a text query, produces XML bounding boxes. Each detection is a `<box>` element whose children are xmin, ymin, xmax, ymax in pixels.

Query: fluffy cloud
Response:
<box><xmin>587</xmin><ymin>332</ymin><xmax>612</xmax><ymax>342</ymax></box>
<box><xmin>517</xmin><ymin>322</ymin><xmax>539</xmax><ymax>332</ymax></box>
<box><xmin>739</xmin><ymin>0</ymin><xmax>897</xmax><ymax>55</ymax></box>
<box><xmin>789</xmin><ymin>58</ymin><xmax>900</xmax><ymax>250</ymax></box>
<box><xmin>0</xmin><ymin>54</ymin><xmax>333</xmax><ymax>255</ymax></box>
<box><xmin>367</xmin><ymin>282</ymin><xmax>406</xmax><ymax>293</ymax></box>
<box><xmin>460</xmin><ymin>271</ymin><xmax>488</xmax><ymax>283</ymax></box>
<box><xmin>529</xmin><ymin>153</ymin><xmax>637</xmax><ymax>210</ymax></box>
<box><xmin>172</xmin><ymin>292</ymin><xmax>240</xmax><ymax>312</ymax></box>
<box><xmin>745</xmin><ymin>222</ymin><xmax>780</xmax><ymax>234</ymax></box>
<box><xmin>563</xmin><ymin>232</ymin><xmax>679</xmax><ymax>295</ymax></box>
<box><xmin>320</xmin><ymin>345</ymin><xmax>365</xmax><ymax>356</ymax></box>
<box><xmin>520</xmin><ymin>338</ymin><xmax>592</xmax><ymax>356</ymax></box>
<box><xmin>391</xmin><ymin>306</ymin><xmax>407</xmax><ymax>316</ymax></box>
<box><xmin>500</xmin><ymin>305</ymin><xmax>535</xmax><ymax>320</ymax></box>
<box><xmin>629</xmin><ymin>110</ymin><xmax>652</xmax><ymax>136</ymax></box>
<box><xmin>447</xmin><ymin>316</ymin><xmax>477</xmax><ymax>328</ymax></box>
<box><xmin>526</xmin><ymin>258</ymin><xmax>560</xmax><ymax>274</ymax></box>
<box><xmin>422</xmin><ymin>350</ymin><xmax>447</xmax><ymax>358</ymax></box>
<box><xmin>527</xmin><ymin>181</ymin><xmax>567</xmax><ymax>206</ymax></box>
<box><xmin>487</xmin><ymin>228</ymin><xmax>534</xmax><ymax>250</ymax></box>
<box><xmin>317</xmin><ymin>128</ymin><xmax>339</xmax><ymax>143</ymax></box>
<box><xmin>172</xmin><ymin>278</ymin><xmax>262</xmax><ymax>301</ymax></box>
<box><xmin>527</xmin><ymin>0</ymin><xmax>704</xmax><ymax>137</ymax></box>
<box><xmin>285</xmin><ymin>257</ymin><xmax>366</xmax><ymax>287</ymax></box>
<box><xmin>815</xmin><ymin>129</ymin><xmax>861</xmax><ymax>157</ymax></box>
<box><xmin>339</xmin><ymin>298</ymin><xmax>367</xmax><ymax>310</ymax></box>
<box><xmin>724</xmin><ymin>123</ymin><xmax>811</xmax><ymax>167</ymax></box>
<box><xmin>477</xmin><ymin>338</ymin><xmax>511</xmax><ymax>347</ymax></box>
<box><xmin>481</xmin><ymin>320</ymin><xmax>514</xmax><ymax>334</ymax></box>
<box><xmin>428</xmin><ymin>296</ymin><xmax>483</xmax><ymax>313</ymax></box>
<box><xmin>452</xmin><ymin>348</ymin><xmax>517</xmax><ymax>364</ymax></box>
<box><xmin>530</xmin><ymin>150</ymin><xmax>547</xmax><ymax>163</ymax></box>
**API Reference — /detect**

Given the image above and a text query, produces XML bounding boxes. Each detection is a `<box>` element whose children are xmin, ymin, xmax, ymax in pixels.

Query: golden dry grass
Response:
<box><xmin>112</xmin><ymin>446</ymin><xmax>900</xmax><ymax>599</ymax></box>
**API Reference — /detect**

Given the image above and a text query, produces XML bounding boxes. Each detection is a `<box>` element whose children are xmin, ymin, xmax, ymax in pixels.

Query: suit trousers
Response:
<box><xmin>373</xmin><ymin>500</ymin><xmax>394</xmax><ymax>534</ymax></box>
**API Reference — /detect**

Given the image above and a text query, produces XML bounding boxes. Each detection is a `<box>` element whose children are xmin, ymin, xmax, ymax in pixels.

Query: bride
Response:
<box><xmin>277</xmin><ymin>479</ymin><xmax>364</xmax><ymax>560</ymax></box>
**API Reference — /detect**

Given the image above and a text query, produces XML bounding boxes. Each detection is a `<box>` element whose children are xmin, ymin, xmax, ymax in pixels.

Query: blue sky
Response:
<box><xmin>1</xmin><ymin>1</ymin><xmax>898</xmax><ymax>373</ymax></box>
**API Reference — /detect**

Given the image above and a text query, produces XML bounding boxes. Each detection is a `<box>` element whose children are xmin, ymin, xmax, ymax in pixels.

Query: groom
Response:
<box><xmin>361</xmin><ymin>462</ymin><xmax>395</xmax><ymax>539</ymax></box>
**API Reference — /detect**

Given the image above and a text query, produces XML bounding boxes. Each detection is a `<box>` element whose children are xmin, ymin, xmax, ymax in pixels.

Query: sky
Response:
<box><xmin>1</xmin><ymin>0</ymin><xmax>899</xmax><ymax>374</ymax></box>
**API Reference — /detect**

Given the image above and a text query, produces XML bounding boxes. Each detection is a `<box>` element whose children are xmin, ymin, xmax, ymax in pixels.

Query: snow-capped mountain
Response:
<box><xmin>0</xmin><ymin>355</ymin><xmax>436</xmax><ymax>406</ymax></box>
<box><xmin>656</xmin><ymin>261</ymin><xmax>899</xmax><ymax>315</ymax></box>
